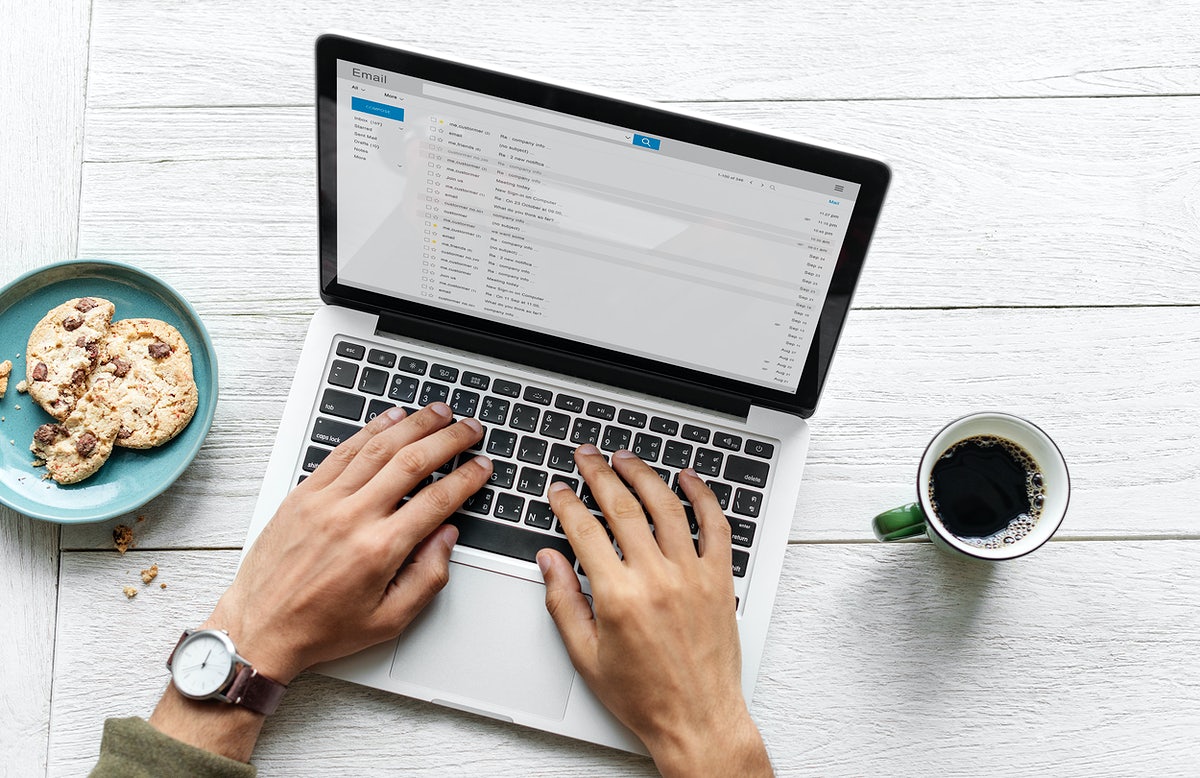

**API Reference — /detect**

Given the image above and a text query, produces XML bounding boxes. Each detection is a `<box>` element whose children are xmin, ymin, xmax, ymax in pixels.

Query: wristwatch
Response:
<box><xmin>166</xmin><ymin>629</ymin><xmax>288</xmax><ymax>715</ymax></box>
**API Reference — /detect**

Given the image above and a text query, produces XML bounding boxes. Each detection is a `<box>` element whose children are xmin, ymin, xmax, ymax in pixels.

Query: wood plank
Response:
<box><xmin>58</xmin><ymin>306</ymin><xmax>1200</xmax><ymax>550</ymax></box>
<box><xmin>79</xmin><ymin>96</ymin><xmax>1200</xmax><ymax>309</ymax></box>
<box><xmin>0</xmin><ymin>0</ymin><xmax>92</xmax><ymax>774</ymax></box>
<box><xmin>85</xmin><ymin>1</ymin><xmax>1200</xmax><ymax>106</ymax></box>
<box><xmin>48</xmin><ymin>542</ymin><xmax>1200</xmax><ymax>776</ymax></box>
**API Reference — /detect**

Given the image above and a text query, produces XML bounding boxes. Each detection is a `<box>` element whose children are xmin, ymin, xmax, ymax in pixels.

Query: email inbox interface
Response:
<box><xmin>336</xmin><ymin>62</ymin><xmax>858</xmax><ymax>393</ymax></box>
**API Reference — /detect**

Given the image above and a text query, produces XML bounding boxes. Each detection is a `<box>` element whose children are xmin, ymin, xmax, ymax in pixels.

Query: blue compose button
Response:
<box><xmin>352</xmin><ymin>96</ymin><xmax>405</xmax><ymax>122</ymax></box>
<box><xmin>632</xmin><ymin>133</ymin><xmax>661</xmax><ymax>150</ymax></box>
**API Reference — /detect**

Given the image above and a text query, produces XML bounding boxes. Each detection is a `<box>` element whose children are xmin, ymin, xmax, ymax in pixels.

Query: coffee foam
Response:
<box><xmin>927</xmin><ymin>434</ymin><xmax>1046</xmax><ymax>549</ymax></box>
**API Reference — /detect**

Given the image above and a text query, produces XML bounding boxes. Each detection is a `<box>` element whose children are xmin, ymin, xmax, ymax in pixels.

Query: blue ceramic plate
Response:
<box><xmin>0</xmin><ymin>260</ymin><xmax>218</xmax><ymax>523</ymax></box>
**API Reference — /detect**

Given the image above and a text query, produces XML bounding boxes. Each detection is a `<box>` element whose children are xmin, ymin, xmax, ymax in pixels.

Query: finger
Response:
<box><xmin>610</xmin><ymin>449</ymin><xmax>694</xmax><ymax>561</ymax></box>
<box><xmin>537</xmin><ymin>549</ymin><xmax>599</xmax><ymax>680</ymax></box>
<box><xmin>373</xmin><ymin>524</ymin><xmax>459</xmax><ymax>636</ymax></box>
<box><xmin>391</xmin><ymin>453</ymin><xmax>492</xmax><ymax>553</ymax></box>
<box><xmin>547</xmin><ymin>480</ymin><xmax>622</xmax><ymax>580</ymax></box>
<box><xmin>305</xmin><ymin>406</ymin><xmax>408</xmax><ymax>489</ymax></box>
<box><xmin>574</xmin><ymin>445</ymin><xmax>656</xmax><ymax>562</ymax></box>
<box><xmin>679</xmin><ymin>469</ymin><xmax>732</xmax><ymax>571</ymax></box>
<box><xmin>363</xmin><ymin>416</ymin><xmax>485</xmax><ymax>510</ymax></box>
<box><xmin>334</xmin><ymin>403</ymin><xmax>456</xmax><ymax>494</ymax></box>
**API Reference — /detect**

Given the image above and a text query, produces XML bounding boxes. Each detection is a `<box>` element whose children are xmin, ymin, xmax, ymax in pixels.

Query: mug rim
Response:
<box><xmin>916</xmin><ymin>411</ymin><xmax>1070</xmax><ymax>560</ymax></box>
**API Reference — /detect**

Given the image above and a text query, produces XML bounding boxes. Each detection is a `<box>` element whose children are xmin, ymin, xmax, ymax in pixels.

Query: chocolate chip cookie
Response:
<box><xmin>97</xmin><ymin>318</ymin><xmax>198</xmax><ymax>448</ymax></box>
<box><xmin>29</xmin><ymin>381</ymin><xmax>122</xmax><ymax>484</ymax></box>
<box><xmin>25</xmin><ymin>297</ymin><xmax>115</xmax><ymax>420</ymax></box>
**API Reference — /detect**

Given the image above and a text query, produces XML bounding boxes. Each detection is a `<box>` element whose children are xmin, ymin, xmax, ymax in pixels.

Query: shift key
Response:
<box><xmin>724</xmin><ymin>455</ymin><xmax>770</xmax><ymax>487</ymax></box>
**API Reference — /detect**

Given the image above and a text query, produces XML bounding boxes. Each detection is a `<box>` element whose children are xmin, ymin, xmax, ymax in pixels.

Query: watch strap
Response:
<box><xmin>225</xmin><ymin>665</ymin><xmax>288</xmax><ymax>715</ymax></box>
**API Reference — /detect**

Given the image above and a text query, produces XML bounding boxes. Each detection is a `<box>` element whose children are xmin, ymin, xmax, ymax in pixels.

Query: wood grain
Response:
<box><xmin>85</xmin><ymin>1</ymin><xmax>1200</xmax><ymax>106</ymax></box>
<box><xmin>48</xmin><ymin>544</ymin><xmax>1200</xmax><ymax>776</ymax></box>
<box><xmin>79</xmin><ymin>96</ymin><xmax>1200</xmax><ymax>310</ymax></box>
<box><xmin>0</xmin><ymin>0</ymin><xmax>92</xmax><ymax>773</ymax></box>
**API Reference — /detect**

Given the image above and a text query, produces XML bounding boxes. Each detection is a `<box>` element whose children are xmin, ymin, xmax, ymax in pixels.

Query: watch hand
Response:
<box><xmin>201</xmin><ymin>648</ymin><xmax>212</xmax><ymax>669</ymax></box>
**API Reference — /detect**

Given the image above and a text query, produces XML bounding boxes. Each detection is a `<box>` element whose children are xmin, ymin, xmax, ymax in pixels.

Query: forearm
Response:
<box><xmin>148</xmin><ymin>683</ymin><xmax>267</xmax><ymax>764</ymax></box>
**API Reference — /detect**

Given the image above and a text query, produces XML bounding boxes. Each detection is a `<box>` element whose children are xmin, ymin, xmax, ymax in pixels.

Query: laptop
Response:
<box><xmin>244</xmin><ymin>33</ymin><xmax>889</xmax><ymax>754</ymax></box>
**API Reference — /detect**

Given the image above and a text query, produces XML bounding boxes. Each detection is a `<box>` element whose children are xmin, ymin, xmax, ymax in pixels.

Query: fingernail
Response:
<box><xmin>429</xmin><ymin>402</ymin><xmax>452</xmax><ymax>418</ymax></box>
<box><xmin>612</xmin><ymin>449</ymin><xmax>637</xmax><ymax>460</ymax></box>
<box><xmin>536</xmin><ymin>551</ymin><xmax>551</xmax><ymax>576</ymax></box>
<box><xmin>681</xmin><ymin>467</ymin><xmax>699</xmax><ymax>480</ymax></box>
<box><xmin>576</xmin><ymin>443</ymin><xmax>600</xmax><ymax>457</ymax></box>
<box><xmin>471</xmin><ymin>454</ymin><xmax>492</xmax><ymax>470</ymax></box>
<box><xmin>548</xmin><ymin>481</ymin><xmax>571</xmax><ymax>494</ymax></box>
<box><xmin>386</xmin><ymin>407</ymin><xmax>406</xmax><ymax>422</ymax></box>
<box><xmin>461</xmin><ymin>417</ymin><xmax>482</xmax><ymax>434</ymax></box>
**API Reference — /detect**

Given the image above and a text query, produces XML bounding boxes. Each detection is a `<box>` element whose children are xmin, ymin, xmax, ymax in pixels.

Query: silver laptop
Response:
<box><xmin>244</xmin><ymin>33</ymin><xmax>889</xmax><ymax>754</ymax></box>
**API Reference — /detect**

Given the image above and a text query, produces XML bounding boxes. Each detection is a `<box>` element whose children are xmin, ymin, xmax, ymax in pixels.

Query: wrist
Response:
<box><xmin>198</xmin><ymin>611</ymin><xmax>302</xmax><ymax>685</ymax></box>
<box><xmin>644</xmin><ymin>706</ymin><xmax>772</xmax><ymax>778</ymax></box>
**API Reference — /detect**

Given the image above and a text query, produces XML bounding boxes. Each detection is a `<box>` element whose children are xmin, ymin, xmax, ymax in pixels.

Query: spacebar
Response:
<box><xmin>446</xmin><ymin>512</ymin><xmax>576</xmax><ymax>565</ymax></box>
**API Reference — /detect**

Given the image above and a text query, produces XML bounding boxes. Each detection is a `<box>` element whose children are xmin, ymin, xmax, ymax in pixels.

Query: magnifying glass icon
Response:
<box><xmin>641</xmin><ymin>136</ymin><xmax>652</xmax><ymax>147</ymax></box>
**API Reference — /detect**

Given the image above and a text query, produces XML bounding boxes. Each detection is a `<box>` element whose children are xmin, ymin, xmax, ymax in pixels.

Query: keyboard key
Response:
<box><xmin>398</xmin><ymin>356</ymin><xmax>427</xmax><ymax>375</ymax></box>
<box><xmin>651</xmin><ymin>466</ymin><xmax>670</xmax><ymax>484</ymax></box>
<box><xmin>517</xmin><ymin>436</ymin><xmax>548</xmax><ymax>465</ymax></box>
<box><xmin>335</xmin><ymin>341</ymin><xmax>365</xmax><ymax>360</ymax></box>
<box><xmin>297</xmin><ymin>474</ymin><xmax>308</xmax><ymax>485</ymax></box>
<box><xmin>707</xmin><ymin>481</ymin><xmax>732</xmax><ymax>510</ymax></box>
<box><xmin>492</xmin><ymin>378</ymin><xmax>521</xmax><ymax>397</ymax></box>
<box><xmin>462</xmin><ymin>371</ymin><xmax>490</xmax><ymax>390</ymax></box>
<box><xmin>555</xmin><ymin>394</ymin><xmax>584</xmax><ymax>413</ymax></box>
<box><xmin>733</xmin><ymin>488</ymin><xmax>763</xmax><ymax>518</ymax></box>
<box><xmin>523</xmin><ymin>385</ymin><xmax>553</xmax><ymax>405</ymax></box>
<box><xmin>728</xmin><ymin>517</ymin><xmax>757</xmax><ymax>547</ymax></box>
<box><xmin>320</xmin><ymin>389</ymin><xmax>364</xmax><ymax>421</ymax></box>
<box><xmin>724</xmin><ymin>455</ymin><xmax>770</xmax><ymax>487</ymax></box>
<box><xmin>662</xmin><ymin>440</ymin><xmax>693</xmax><ymax>469</ymax></box>
<box><xmin>358</xmin><ymin>367</ymin><xmax>389</xmax><ymax>396</ymax></box>
<box><xmin>579</xmin><ymin>483</ymin><xmax>600</xmax><ymax>511</ymax></box>
<box><xmin>431</xmin><ymin>363</ymin><xmax>459</xmax><ymax>382</ymax></box>
<box><xmin>548</xmin><ymin>444</ymin><xmax>576</xmax><ymax>472</ymax></box>
<box><xmin>389</xmin><ymin>375</ymin><xmax>419</xmax><ymax>403</ymax></box>
<box><xmin>571</xmin><ymin>418</ymin><xmax>602</xmax><ymax>445</ymax></box>
<box><xmin>446</xmin><ymin>512</ymin><xmax>575</xmax><ymax>565</ymax></box>
<box><xmin>618</xmin><ymin>409</ymin><xmax>647</xmax><ymax>428</ymax></box>
<box><xmin>368</xmin><ymin>348</ymin><xmax>397</xmax><ymax>368</ymax></box>
<box><xmin>744</xmin><ymin>439</ymin><xmax>775</xmax><ymax>459</ymax></box>
<box><xmin>327</xmin><ymin>359</ymin><xmax>358</xmax><ymax>388</ymax></box>
<box><xmin>525</xmin><ymin>500</ymin><xmax>555</xmax><ymax>530</ymax></box>
<box><xmin>494</xmin><ymin>492</ymin><xmax>525</xmax><ymax>522</ymax></box>
<box><xmin>311</xmin><ymin>417</ymin><xmax>360</xmax><ymax>447</ymax></box>
<box><xmin>302</xmin><ymin>446</ymin><xmax>331</xmax><ymax>472</ymax></box>
<box><xmin>682</xmin><ymin>504</ymin><xmax>699</xmax><ymax>534</ymax></box>
<box><xmin>681</xmin><ymin>424</ymin><xmax>711</xmax><ymax>444</ymax></box>
<box><xmin>550</xmin><ymin>474</ymin><xmax>579</xmax><ymax>491</ymax></box>
<box><xmin>693</xmin><ymin>448</ymin><xmax>724</xmax><ymax>477</ymax></box>
<box><xmin>418</xmin><ymin>381</ymin><xmax>450</xmax><ymax>406</ymax></box>
<box><xmin>489</xmin><ymin>461</ymin><xmax>518</xmax><ymax>489</ymax></box>
<box><xmin>600</xmin><ymin>425</ymin><xmax>632</xmax><ymax>452</ymax></box>
<box><xmin>713</xmin><ymin>432</ymin><xmax>742</xmax><ymax>451</ymax></box>
<box><xmin>632</xmin><ymin>433</ymin><xmax>663</xmax><ymax>462</ymax></box>
<box><xmin>449</xmin><ymin>389</ymin><xmax>480</xmax><ymax>417</ymax></box>
<box><xmin>517</xmin><ymin>467</ymin><xmax>548</xmax><ymax>496</ymax></box>
<box><xmin>586</xmin><ymin>401</ymin><xmax>615</xmax><ymax>421</ymax></box>
<box><xmin>510</xmin><ymin>403</ymin><xmax>540</xmax><ymax>432</ymax></box>
<box><xmin>649</xmin><ymin>416</ymin><xmax>679</xmax><ymax>435</ymax></box>
<box><xmin>539</xmin><ymin>410</ymin><xmax>570</xmax><ymax>440</ymax></box>
<box><xmin>731</xmin><ymin>549</ymin><xmax>750</xmax><ymax>577</ymax></box>
<box><xmin>365</xmin><ymin>399</ymin><xmax>395</xmax><ymax>422</ymax></box>
<box><xmin>462</xmin><ymin>487</ymin><xmax>494</xmax><ymax>515</ymax></box>
<box><xmin>479</xmin><ymin>396</ymin><xmax>511</xmax><ymax>424</ymax></box>
<box><xmin>486</xmin><ymin>429</ymin><xmax>517</xmax><ymax>458</ymax></box>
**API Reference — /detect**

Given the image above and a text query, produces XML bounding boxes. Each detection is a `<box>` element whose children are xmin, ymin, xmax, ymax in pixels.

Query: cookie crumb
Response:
<box><xmin>31</xmin><ymin>459</ymin><xmax>44</xmax><ymax>467</ymax></box>
<box><xmin>13</xmin><ymin>404</ymin><xmax>19</xmax><ymax>410</ymax></box>
<box><xmin>140</xmin><ymin>563</ymin><xmax>159</xmax><ymax>584</ymax></box>
<box><xmin>113</xmin><ymin>524</ymin><xmax>134</xmax><ymax>554</ymax></box>
<box><xmin>160</xmin><ymin>583</ymin><xmax>167</xmax><ymax>590</ymax></box>
<box><xmin>0</xmin><ymin>359</ymin><xmax>10</xmax><ymax>399</ymax></box>
<box><xmin>122</xmin><ymin>586</ymin><xmax>138</xmax><ymax>599</ymax></box>
<box><xmin>16</xmin><ymin>380</ymin><xmax>27</xmax><ymax>394</ymax></box>
<box><xmin>137</xmin><ymin>514</ymin><xmax>147</xmax><ymax>523</ymax></box>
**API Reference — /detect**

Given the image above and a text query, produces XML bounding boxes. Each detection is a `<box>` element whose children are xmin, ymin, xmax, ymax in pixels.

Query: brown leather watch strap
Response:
<box><xmin>225</xmin><ymin>665</ymin><xmax>288</xmax><ymax>715</ymax></box>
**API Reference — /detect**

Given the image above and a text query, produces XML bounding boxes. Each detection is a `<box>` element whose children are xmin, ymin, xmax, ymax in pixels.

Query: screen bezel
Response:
<box><xmin>316</xmin><ymin>34</ymin><xmax>889</xmax><ymax>418</ymax></box>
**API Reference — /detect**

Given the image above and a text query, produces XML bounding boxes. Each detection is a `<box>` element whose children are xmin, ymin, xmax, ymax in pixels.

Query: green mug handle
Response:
<box><xmin>872</xmin><ymin>503</ymin><xmax>928</xmax><ymax>542</ymax></box>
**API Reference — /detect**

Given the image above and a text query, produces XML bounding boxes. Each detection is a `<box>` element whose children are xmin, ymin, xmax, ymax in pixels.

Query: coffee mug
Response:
<box><xmin>872</xmin><ymin>412</ymin><xmax>1069</xmax><ymax>560</ymax></box>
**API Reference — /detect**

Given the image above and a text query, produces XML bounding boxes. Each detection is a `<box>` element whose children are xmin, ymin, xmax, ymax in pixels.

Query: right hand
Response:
<box><xmin>537</xmin><ymin>445</ymin><xmax>772</xmax><ymax>777</ymax></box>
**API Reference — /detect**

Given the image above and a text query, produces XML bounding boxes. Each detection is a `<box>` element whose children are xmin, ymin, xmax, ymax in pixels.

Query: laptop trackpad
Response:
<box><xmin>389</xmin><ymin>561</ymin><xmax>577</xmax><ymax>721</ymax></box>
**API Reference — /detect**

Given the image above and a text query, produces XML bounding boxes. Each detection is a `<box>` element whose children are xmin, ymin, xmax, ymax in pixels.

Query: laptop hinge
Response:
<box><xmin>377</xmin><ymin>311</ymin><xmax>753</xmax><ymax>418</ymax></box>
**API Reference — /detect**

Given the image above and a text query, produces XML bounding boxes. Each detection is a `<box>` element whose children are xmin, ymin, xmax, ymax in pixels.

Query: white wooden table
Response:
<box><xmin>4</xmin><ymin>2</ymin><xmax>1199</xmax><ymax>775</ymax></box>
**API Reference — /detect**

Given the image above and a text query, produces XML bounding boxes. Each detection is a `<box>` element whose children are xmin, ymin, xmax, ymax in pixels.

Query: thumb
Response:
<box><xmin>376</xmin><ymin>524</ymin><xmax>457</xmax><ymax>634</ymax></box>
<box><xmin>537</xmin><ymin>549</ymin><xmax>598</xmax><ymax>677</ymax></box>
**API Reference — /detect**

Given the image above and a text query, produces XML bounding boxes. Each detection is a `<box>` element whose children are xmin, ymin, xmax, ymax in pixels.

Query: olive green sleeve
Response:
<box><xmin>89</xmin><ymin>717</ymin><xmax>257</xmax><ymax>778</ymax></box>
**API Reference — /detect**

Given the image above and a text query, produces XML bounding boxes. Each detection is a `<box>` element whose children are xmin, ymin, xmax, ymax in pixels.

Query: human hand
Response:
<box><xmin>202</xmin><ymin>402</ymin><xmax>491</xmax><ymax>683</ymax></box>
<box><xmin>537</xmin><ymin>445</ymin><xmax>771</xmax><ymax>777</ymax></box>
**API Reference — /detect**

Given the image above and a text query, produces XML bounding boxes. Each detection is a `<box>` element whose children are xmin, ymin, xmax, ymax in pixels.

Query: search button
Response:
<box><xmin>632</xmin><ymin>133</ymin><xmax>661</xmax><ymax>150</ymax></box>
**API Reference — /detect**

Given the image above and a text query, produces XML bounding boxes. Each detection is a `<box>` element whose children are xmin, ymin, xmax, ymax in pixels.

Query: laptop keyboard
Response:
<box><xmin>297</xmin><ymin>337</ymin><xmax>780</xmax><ymax>613</ymax></box>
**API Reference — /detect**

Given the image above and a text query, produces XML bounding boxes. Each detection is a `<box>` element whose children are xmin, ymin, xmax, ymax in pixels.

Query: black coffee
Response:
<box><xmin>928</xmin><ymin>435</ymin><xmax>1044</xmax><ymax>549</ymax></box>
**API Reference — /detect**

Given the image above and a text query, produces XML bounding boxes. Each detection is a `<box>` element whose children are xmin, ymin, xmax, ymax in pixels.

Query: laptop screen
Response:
<box><xmin>318</xmin><ymin>37</ymin><xmax>889</xmax><ymax>416</ymax></box>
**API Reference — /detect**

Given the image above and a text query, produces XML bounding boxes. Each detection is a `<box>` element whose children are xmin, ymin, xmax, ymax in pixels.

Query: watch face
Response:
<box><xmin>172</xmin><ymin>632</ymin><xmax>235</xmax><ymax>698</ymax></box>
